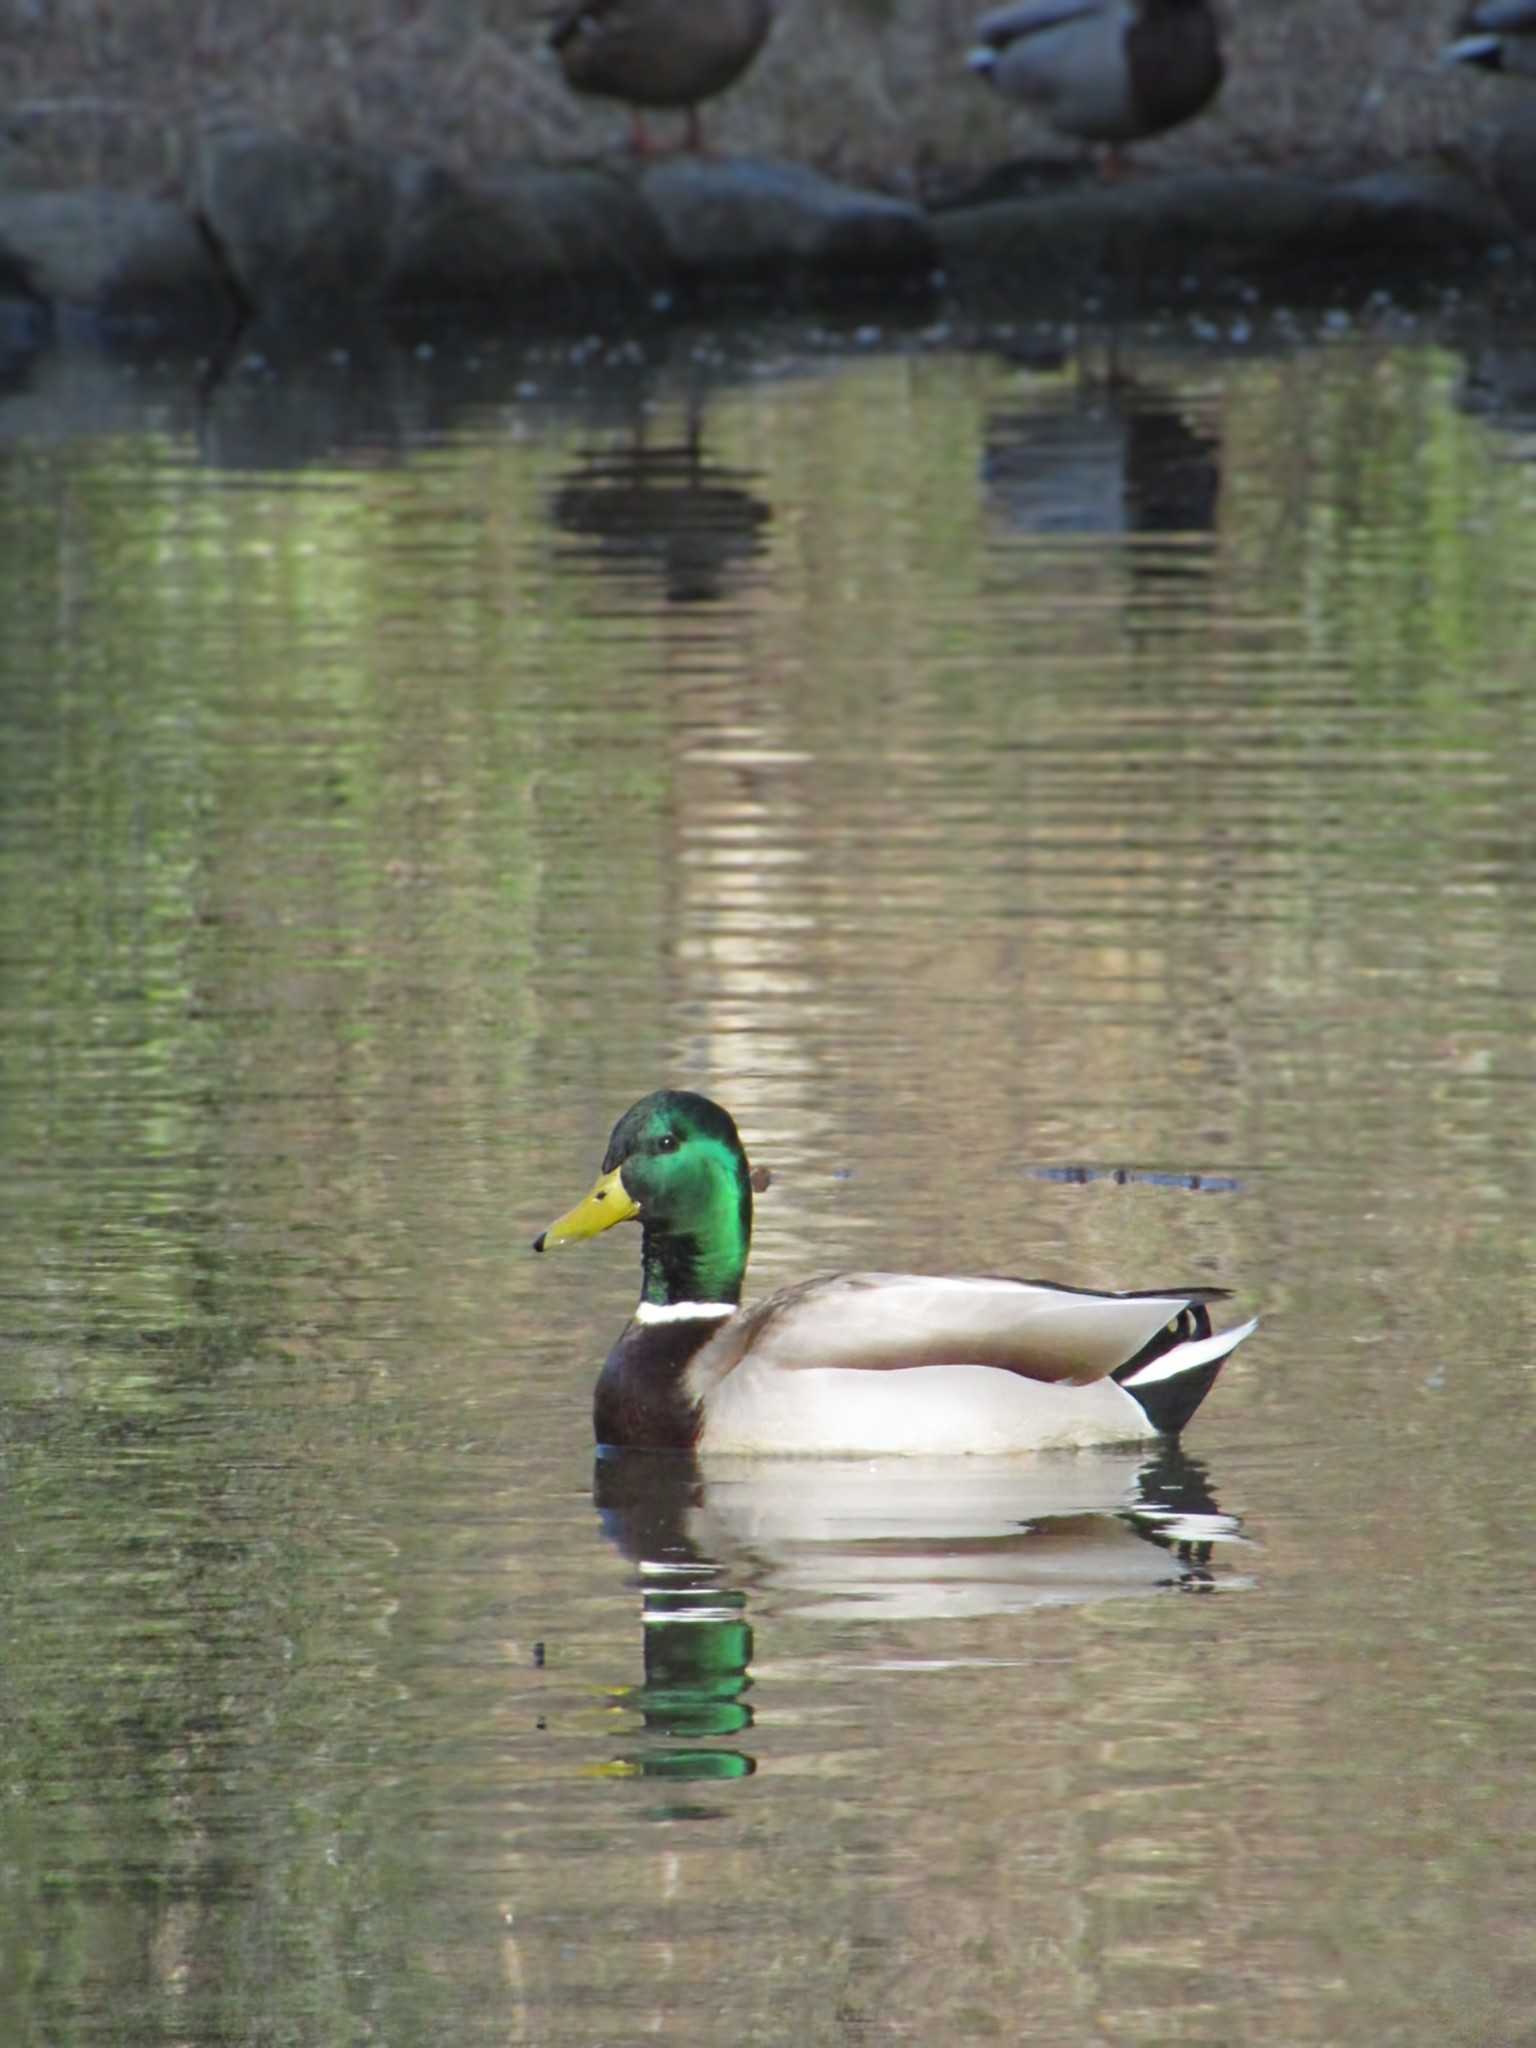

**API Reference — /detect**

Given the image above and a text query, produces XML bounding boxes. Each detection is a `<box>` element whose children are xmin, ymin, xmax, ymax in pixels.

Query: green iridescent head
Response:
<box><xmin>534</xmin><ymin>1090</ymin><xmax>754</xmax><ymax>1306</ymax></box>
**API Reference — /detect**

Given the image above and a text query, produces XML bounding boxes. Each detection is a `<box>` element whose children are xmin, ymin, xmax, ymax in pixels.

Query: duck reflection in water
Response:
<box><xmin>982</xmin><ymin>359</ymin><xmax>1221</xmax><ymax>547</ymax></box>
<box><xmin>1454</xmin><ymin>339</ymin><xmax>1536</xmax><ymax>430</ymax></box>
<box><xmin>549</xmin><ymin>408</ymin><xmax>772</xmax><ymax>605</ymax></box>
<box><xmin>589</xmin><ymin>1443</ymin><xmax>1249</xmax><ymax>1782</ymax></box>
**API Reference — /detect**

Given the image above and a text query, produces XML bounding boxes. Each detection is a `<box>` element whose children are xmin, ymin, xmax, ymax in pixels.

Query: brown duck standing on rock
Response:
<box><xmin>550</xmin><ymin>0</ymin><xmax>778</xmax><ymax>154</ymax></box>
<box><xmin>967</xmin><ymin>0</ymin><xmax>1224</xmax><ymax>173</ymax></box>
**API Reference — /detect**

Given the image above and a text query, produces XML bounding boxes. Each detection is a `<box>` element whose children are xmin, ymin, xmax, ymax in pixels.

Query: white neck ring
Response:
<box><xmin>633</xmin><ymin>1300</ymin><xmax>737</xmax><ymax>1325</ymax></box>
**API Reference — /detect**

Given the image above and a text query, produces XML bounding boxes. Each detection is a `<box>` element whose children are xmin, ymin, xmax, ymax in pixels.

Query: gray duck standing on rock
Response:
<box><xmin>550</xmin><ymin>0</ymin><xmax>778</xmax><ymax>153</ymax></box>
<box><xmin>1442</xmin><ymin>0</ymin><xmax>1536</xmax><ymax>76</ymax></box>
<box><xmin>967</xmin><ymin>0</ymin><xmax>1224</xmax><ymax>169</ymax></box>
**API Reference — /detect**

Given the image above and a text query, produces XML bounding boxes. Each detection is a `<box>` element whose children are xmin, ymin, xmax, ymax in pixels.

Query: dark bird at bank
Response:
<box><xmin>967</xmin><ymin>0</ymin><xmax>1224</xmax><ymax>168</ymax></box>
<box><xmin>549</xmin><ymin>0</ymin><xmax>778</xmax><ymax>153</ymax></box>
<box><xmin>1442</xmin><ymin>0</ymin><xmax>1536</xmax><ymax>75</ymax></box>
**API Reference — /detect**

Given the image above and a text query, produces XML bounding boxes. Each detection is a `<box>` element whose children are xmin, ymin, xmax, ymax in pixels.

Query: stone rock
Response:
<box><xmin>1338</xmin><ymin>167</ymin><xmax>1518</xmax><ymax>257</ymax></box>
<box><xmin>6</xmin><ymin>144</ymin><xmax>1524</xmax><ymax>350</ymax></box>
<box><xmin>638</xmin><ymin>155</ymin><xmax>937</xmax><ymax>286</ymax></box>
<box><xmin>192</xmin><ymin>126</ymin><xmax>410</xmax><ymax>323</ymax></box>
<box><xmin>388</xmin><ymin>160</ymin><xmax>674</xmax><ymax>312</ymax></box>
<box><xmin>0</xmin><ymin>292</ymin><xmax>49</xmax><ymax>368</ymax></box>
<box><xmin>194</xmin><ymin>130</ymin><xmax>675</xmax><ymax>325</ymax></box>
<box><xmin>933</xmin><ymin>168</ymin><xmax>1513</xmax><ymax>307</ymax></box>
<box><xmin>1489</xmin><ymin>126</ymin><xmax>1536</xmax><ymax>237</ymax></box>
<box><xmin>193</xmin><ymin>132</ymin><xmax>935</xmax><ymax>326</ymax></box>
<box><xmin>0</xmin><ymin>189</ymin><xmax>234</xmax><ymax>341</ymax></box>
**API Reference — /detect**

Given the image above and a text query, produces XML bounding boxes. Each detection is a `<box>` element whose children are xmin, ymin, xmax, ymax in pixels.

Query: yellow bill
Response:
<box><xmin>532</xmin><ymin>1166</ymin><xmax>640</xmax><ymax>1252</ymax></box>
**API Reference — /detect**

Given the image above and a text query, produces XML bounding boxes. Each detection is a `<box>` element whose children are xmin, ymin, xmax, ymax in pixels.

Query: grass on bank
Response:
<box><xmin>0</xmin><ymin>0</ymin><xmax>1514</xmax><ymax>200</ymax></box>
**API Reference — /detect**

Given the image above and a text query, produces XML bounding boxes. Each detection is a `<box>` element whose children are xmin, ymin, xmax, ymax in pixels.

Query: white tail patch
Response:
<box><xmin>1132</xmin><ymin>1509</ymin><xmax>1248</xmax><ymax>1548</ymax></box>
<box><xmin>1119</xmin><ymin>1314</ymin><xmax>1259</xmax><ymax>1390</ymax></box>
<box><xmin>1442</xmin><ymin>33</ymin><xmax>1501</xmax><ymax>64</ymax></box>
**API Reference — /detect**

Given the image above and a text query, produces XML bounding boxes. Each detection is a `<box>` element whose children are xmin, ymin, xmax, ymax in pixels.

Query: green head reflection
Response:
<box><xmin>594</xmin><ymin>1451</ymin><xmax>756</xmax><ymax>1782</ymax></box>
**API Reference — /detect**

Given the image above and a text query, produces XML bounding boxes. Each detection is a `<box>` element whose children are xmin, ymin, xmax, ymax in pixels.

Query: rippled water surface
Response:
<box><xmin>3</xmin><ymin>312</ymin><xmax>1536</xmax><ymax>2045</ymax></box>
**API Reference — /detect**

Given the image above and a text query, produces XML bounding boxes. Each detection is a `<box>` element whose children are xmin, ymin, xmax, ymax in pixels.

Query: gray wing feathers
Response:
<box><xmin>974</xmin><ymin>0</ymin><xmax>1110</xmax><ymax>46</ymax></box>
<box><xmin>729</xmin><ymin>1272</ymin><xmax>1195</xmax><ymax>1384</ymax></box>
<box><xmin>1463</xmin><ymin>1</ymin><xmax>1536</xmax><ymax>29</ymax></box>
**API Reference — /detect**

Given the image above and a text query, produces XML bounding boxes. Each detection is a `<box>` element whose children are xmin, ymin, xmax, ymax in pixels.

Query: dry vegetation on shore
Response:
<box><xmin>0</xmin><ymin>0</ymin><xmax>1513</xmax><ymax>200</ymax></box>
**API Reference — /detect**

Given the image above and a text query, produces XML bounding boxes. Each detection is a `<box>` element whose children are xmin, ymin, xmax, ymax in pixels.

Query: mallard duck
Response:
<box><xmin>1442</xmin><ymin>0</ymin><xmax>1536</xmax><ymax>76</ymax></box>
<box><xmin>549</xmin><ymin>0</ymin><xmax>777</xmax><ymax>154</ymax></box>
<box><xmin>967</xmin><ymin>0</ymin><xmax>1224</xmax><ymax>165</ymax></box>
<box><xmin>533</xmin><ymin>1089</ymin><xmax>1258</xmax><ymax>1454</ymax></box>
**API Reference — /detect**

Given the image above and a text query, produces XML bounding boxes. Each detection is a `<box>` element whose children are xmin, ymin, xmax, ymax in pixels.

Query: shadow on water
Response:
<box><xmin>591</xmin><ymin>1443</ymin><xmax>1250</xmax><ymax>1785</ymax></box>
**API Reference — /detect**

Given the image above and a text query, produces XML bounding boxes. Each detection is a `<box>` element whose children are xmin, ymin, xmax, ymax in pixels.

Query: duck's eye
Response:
<box><xmin>655</xmin><ymin>1133</ymin><xmax>680</xmax><ymax>1154</ymax></box>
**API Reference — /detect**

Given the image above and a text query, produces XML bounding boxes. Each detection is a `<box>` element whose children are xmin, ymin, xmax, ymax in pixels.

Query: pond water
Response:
<box><xmin>2</xmin><ymin>304</ymin><xmax>1536</xmax><ymax>2047</ymax></box>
